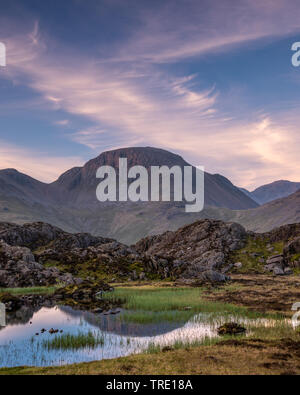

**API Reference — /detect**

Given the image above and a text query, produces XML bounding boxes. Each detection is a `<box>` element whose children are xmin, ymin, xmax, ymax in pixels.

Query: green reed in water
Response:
<box><xmin>43</xmin><ymin>331</ymin><xmax>105</xmax><ymax>350</ymax></box>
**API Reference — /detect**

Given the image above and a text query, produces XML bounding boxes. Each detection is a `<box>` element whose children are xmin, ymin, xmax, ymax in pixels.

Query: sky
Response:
<box><xmin>0</xmin><ymin>0</ymin><xmax>300</xmax><ymax>190</ymax></box>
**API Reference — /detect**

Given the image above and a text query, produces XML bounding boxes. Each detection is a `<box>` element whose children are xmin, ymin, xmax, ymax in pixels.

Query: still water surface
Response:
<box><xmin>0</xmin><ymin>305</ymin><xmax>275</xmax><ymax>368</ymax></box>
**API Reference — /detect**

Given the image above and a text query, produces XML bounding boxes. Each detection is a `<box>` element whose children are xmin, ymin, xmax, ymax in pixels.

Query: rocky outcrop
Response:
<box><xmin>0</xmin><ymin>221</ymin><xmax>113</xmax><ymax>250</ymax></box>
<box><xmin>0</xmin><ymin>218</ymin><xmax>298</xmax><ymax>289</ymax></box>
<box><xmin>135</xmin><ymin>219</ymin><xmax>247</xmax><ymax>279</ymax></box>
<box><xmin>283</xmin><ymin>237</ymin><xmax>300</xmax><ymax>269</ymax></box>
<box><xmin>263</xmin><ymin>223</ymin><xmax>300</xmax><ymax>244</ymax></box>
<box><xmin>0</xmin><ymin>219</ymin><xmax>249</xmax><ymax>285</ymax></box>
<box><xmin>0</xmin><ymin>240</ymin><xmax>81</xmax><ymax>287</ymax></box>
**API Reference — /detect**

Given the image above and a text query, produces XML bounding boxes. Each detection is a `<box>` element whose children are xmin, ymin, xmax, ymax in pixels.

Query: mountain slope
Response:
<box><xmin>227</xmin><ymin>190</ymin><xmax>300</xmax><ymax>233</ymax></box>
<box><xmin>0</xmin><ymin>169</ymin><xmax>50</xmax><ymax>204</ymax></box>
<box><xmin>3</xmin><ymin>147</ymin><xmax>289</xmax><ymax>244</ymax></box>
<box><xmin>49</xmin><ymin>147</ymin><xmax>258</xmax><ymax>209</ymax></box>
<box><xmin>251</xmin><ymin>180</ymin><xmax>300</xmax><ymax>204</ymax></box>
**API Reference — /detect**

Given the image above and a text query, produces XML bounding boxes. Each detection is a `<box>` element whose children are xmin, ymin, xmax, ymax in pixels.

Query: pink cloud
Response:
<box><xmin>1</xmin><ymin>2</ymin><xmax>300</xmax><ymax>188</ymax></box>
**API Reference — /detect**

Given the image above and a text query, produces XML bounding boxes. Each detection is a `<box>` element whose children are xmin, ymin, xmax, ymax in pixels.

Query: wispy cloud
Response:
<box><xmin>0</xmin><ymin>140</ymin><xmax>83</xmax><ymax>183</ymax></box>
<box><xmin>1</xmin><ymin>1</ymin><xmax>300</xmax><ymax>188</ymax></box>
<box><xmin>104</xmin><ymin>0</ymin><xmax>300</xmax><ymax>63</ymax></box>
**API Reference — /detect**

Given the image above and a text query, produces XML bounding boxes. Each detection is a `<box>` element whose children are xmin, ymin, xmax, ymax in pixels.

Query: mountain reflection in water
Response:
<box><xmin>1</xmin><ymin>304</ymin><xmax>273</xmax><ymax>368</ymax></box>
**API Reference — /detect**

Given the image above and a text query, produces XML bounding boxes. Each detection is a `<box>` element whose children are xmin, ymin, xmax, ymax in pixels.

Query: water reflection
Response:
<box><xmin>0</xmin><ymin>305</ymin><xmax>278</xmax><ymax>368</ymax></box>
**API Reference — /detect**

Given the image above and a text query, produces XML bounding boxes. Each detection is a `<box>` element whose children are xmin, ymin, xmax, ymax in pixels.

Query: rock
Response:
<box><xmin>266</xmin><ymin>254</ymin><xmax>284</xmax><ymax>265</ymax></box>
<box><xmin>135</xmin><ymin>219</ymin><xmax>247</xmax><ymax>278</ymax></box>
<box><xmin>284</xmin><ymin>267</ymin><xmax>293</xmax><ymax>275</ymax></box>
<box><xmin>264</xmin><ymin>264</ymin><xmax>275</xmax><ymax>272</ymax></box>
<box><xmin>197</xmin><ymin>270</ymin><xmax>230</xmax><ymax>283</ymax></box>
<box><xmin>162</xmin><ymin>346</ymin><xmax>173</xmax><ymax>352</ymax></box>
<box><xmin>273</xmin><ymin>266</ymin><xmax>285</xmax><ymax>276</ymax></box>
<box><xmin>234</xmin><ymin>262</ymin><xmax>243</xmax><ymax>269</ymax></box>
<box><xmin>222</xmin><ymin>264</ymin><xmax>234</xmax><ymax>274</ymax></box>
<box><xmin>217</xmin><ymin>322</ymin><xmax>246</xmax><ymax>335</ymax></box>
<box><xmin>0</xmin><ymin>239</ymin><xmax>82</xmax><ymax>287</ymax></box>
<box><xmin>284</xmin><ymin>237</ymin><xmax>300</xmax><ymax>256</ymax></box>
<box><xmin>92</xmin><ymin>308</ymin><xmax>103</xmax><ymax>314</ymax></box>
<box><xmin>250</xmin><ymin>252</ymin><xmax>261</xmax><ymax>257</ymax></box>
<box><xmin>139</xmin><ymin>272</ymin><xmax>146</xmax><ymax>280</ymax></box>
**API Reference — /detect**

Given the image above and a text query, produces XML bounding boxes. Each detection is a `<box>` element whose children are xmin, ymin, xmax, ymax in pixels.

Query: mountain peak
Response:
<box><xmin>251</xmin><ymin>180</ymin><xmax>300</xmax><ymax>204</ymax></box>
<box><xmin>85</xmin><ymin>146</ymin><xmax>189</xmax><ymax>171</ymax></box>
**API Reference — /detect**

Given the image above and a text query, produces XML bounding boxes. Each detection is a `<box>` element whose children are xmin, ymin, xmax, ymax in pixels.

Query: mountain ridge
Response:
<box><xmin>1</xmin><ymin>147</ymin><xmax>298</xmax><ymax>243</ymax></box>
<box><xmin>240</xmin><ymin>180</ymin><xmax>300</xmax><ymax>205</ymax></box>
<box><xmin>0</xmin><ymin>146</ymin><xmax>258</xmax><ymax>210</ymax></box>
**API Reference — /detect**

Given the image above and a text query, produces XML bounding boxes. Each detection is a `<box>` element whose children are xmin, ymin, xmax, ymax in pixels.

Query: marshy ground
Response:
<box><xmin>0</xmin><ymin>275</ymin><xmax>300</xmax><ymax>375</ymax></box>
<box><xmin>203</xmin><ymin>274</ymin><xmax>300</xmax><ymax>317</ymax></box>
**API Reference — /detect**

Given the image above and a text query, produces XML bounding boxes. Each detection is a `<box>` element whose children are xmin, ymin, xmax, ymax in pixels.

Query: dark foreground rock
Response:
<box><xmin>217</xmin><ymin>322</ymin><xmax>246</xmax><ymax>335</ymax></box>
<box><xmin>135</xmin><ymin>219</ymin><xmax>247</xmax><ymax>280</ymax></box>
<box><xmin>0</xmin><ymin>220</ymin><xmax>247</xmax><ymax>285</ymax></box>
<box><xmin>53</xmin><ymin>280</ymin><xmax>115</xmax><ymax>309</ymax></box>
<box><xmin>0</xmin><ymin>219</ymin><xmax>299</xmax><ymax>290</ymax></box>
<box><xmin>0</xmin><ymin>240</ymin><xmax>82</xmax><ymax>287</ymax></box>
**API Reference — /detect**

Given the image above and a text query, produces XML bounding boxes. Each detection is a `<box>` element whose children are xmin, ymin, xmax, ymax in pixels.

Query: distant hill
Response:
<box><xmin>226</xmin><ymin>189</ymin><xmax>300</xmax><ymax>233</ymax></box>
<box><xmin>241</xmin><ymin>180</ymin><xmax>300</xmax><ymax>204</ymax></box>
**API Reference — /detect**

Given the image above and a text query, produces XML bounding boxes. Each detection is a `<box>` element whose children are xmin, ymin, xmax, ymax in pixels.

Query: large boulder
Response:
<box><xmin>135</xmin><ymin>219</ymin><xmax>247</xmax><ymax>278</ymax></box>
<box><xmin>0</xmin><ymin>240</ymin><xmax>81</xmax><ymax>287</ymax></box>
<box><xmin>197</xmin><ymin>270</ymin><xmax>230</xmax><ymax>283</ymax></box>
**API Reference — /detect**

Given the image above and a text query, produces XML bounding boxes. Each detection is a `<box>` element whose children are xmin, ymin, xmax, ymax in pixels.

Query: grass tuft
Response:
<box><xmin>43</xmin><ymin>331</ymin><xmax>105</xmax><ymax>350</ymax></box>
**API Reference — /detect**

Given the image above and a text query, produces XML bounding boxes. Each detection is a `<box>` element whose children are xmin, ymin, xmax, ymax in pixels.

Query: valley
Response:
<box><xmin>0</xmin><ymin>218</ymin><xmax>299</xmax><ymax>374</ymax></box>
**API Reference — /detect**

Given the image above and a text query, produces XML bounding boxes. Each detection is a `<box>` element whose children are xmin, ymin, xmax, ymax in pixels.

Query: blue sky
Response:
<box><xmin>0</xmin><ymin>0</ymin><xmax>300</xmax><ymax>189</ymax></box>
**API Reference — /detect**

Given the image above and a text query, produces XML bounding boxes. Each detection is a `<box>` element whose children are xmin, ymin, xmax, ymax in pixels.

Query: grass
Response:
<box><xmin>0</xmin><ymin>286</ymin><xmax>59</xmax><ymax>296</ymax></box>
<box><xmin>2</xmin><ymin>334</ymin><xmax>300</xmax><ymax>375</ymax></box>
<box><xmin>43</xmin><ymin>331</ymin><xmax>105</xmax><ymax>350</ymax></box>
<box><xmin>231</xmin><ymin>236</ymin><xmax>284</xmax><ymax>273</ymax></box>
<box><xmin>121</xmin><ymin>310</ymin><xmax>195</xmax><ymax>324</ymax></box>
<box><xmin>0</xmin><ymin>279</ymin><xmax>298</xmax><ymax>375</ymax></box>
<box><xmin>104</xmin><ymin>286</ymin><xmax>282</xmax><ymax>323</ymax></box>
<box><xmin>145</xmin><ymin>336</ymin><xmax>224</xmax><ymax>354</ymax></box>
<box><xmin>203</xmin><ymin>273</ymin><xmax>300</xmax><ymax>318</ymax></box>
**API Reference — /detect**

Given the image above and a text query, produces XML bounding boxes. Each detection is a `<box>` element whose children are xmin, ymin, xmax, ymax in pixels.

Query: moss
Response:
<box><xmin>128</xmin><ymin>261</ymin><xmax>144</xmax><ymax>274</ymax></box>
<box><xmin>0</xmin><ymin>286</ymin><xmax>58</xmax><ymax>296</ymax></box>
<box><xmin>230</xmin><ymin>236</ymin><xmax>284</xmax><ymax>274</ymax></box>
<box><xmin>291</xmin><ymin>253</ymin><xmax>300</xmax><ymax>262</ymax></box>
<box><xmin>43</xmin><ymin>260</ymin><xmax>61</xmax><ymax>268</ymax></box>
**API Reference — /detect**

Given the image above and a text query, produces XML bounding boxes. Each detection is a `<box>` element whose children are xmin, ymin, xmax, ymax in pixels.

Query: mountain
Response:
<box><xmin>0</xmin><ymin>147</ymin><xmax>258</xmax><ymax>210</ymax></box>
<box><xmin>239</xmin><ymin>187</ymin><xmax>260</xmax><ymax>203</ymax></box>
<box><xmin>251</xmin><ymin>180</ymin><xmax>300</xmax><ymax>204</ymax></box>
<box><xmin>0</xmin><ymin>146</ymin><xmax>280</xmax><ymax>244</ymax></box>
<box><xmin>241</xmin><ymin>180</ymin><xmax>300</xmax><ymax>205</ymax></box>
<box><xmin>224</xmin><ymin>189</ymin><xmax>300</xmax><ymax>233</ymax></box>
<box><xmin>0</xmin><ymin>169</ymin><xmax>50</xmax><ymax>204</ymax></box>
<box><xmin>48</xmin><ymin>147</ymin><xmax>258</xmax><ymax>209</ymax></box>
